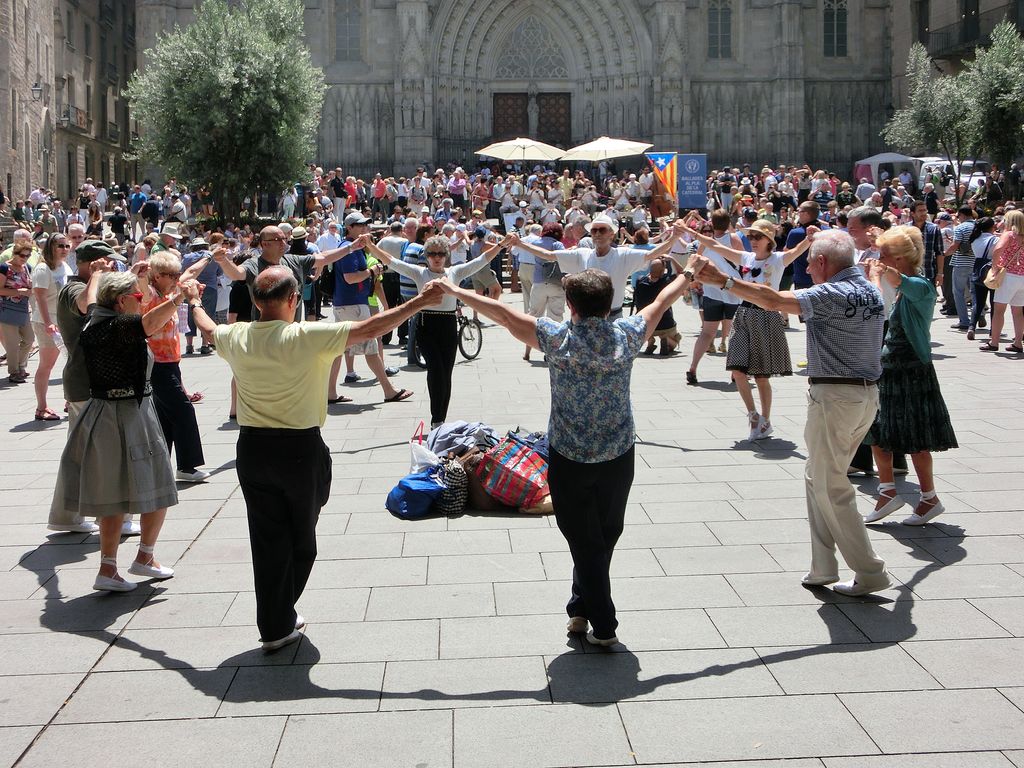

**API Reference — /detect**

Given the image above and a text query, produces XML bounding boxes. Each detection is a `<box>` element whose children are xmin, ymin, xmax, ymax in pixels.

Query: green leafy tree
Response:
<box><xmin>127</xmin><ymin>0</ymin><xmax>326</xmax><ymax>221</ymax></box>
<box><xmin>883</xmin><ymin>43</ymin><xmax>980</xmax><ymax>204</ymax></box>
<box><xmin>969</xmin><ymin>21</ymin><xmax>1024</xmax><ymax>171</ymax></box>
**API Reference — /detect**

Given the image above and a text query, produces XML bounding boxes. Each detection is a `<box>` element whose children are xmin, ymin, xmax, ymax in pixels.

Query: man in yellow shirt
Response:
<box><xmin>188</xmin><ymin>264</ymin><xmax>442</xmax><ymax>651</ymax></box>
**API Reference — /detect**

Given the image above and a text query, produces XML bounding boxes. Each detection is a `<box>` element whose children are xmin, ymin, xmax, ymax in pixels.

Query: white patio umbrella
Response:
<box><xmin>559</xmin><ymin>136</ymin><xmax>654</xmax><ymax>162</ymax></box>
<box><xmin>475</xmin><ymin>137</ymin><xmax>565</xmax><ymax>162</ymax></box>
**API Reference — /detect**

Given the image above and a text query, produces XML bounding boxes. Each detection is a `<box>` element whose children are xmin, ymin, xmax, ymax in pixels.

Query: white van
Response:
<box><xmin>918</xmin><ymin>158</ymin><xmax>990</xmax><ymax>193</ymax></box>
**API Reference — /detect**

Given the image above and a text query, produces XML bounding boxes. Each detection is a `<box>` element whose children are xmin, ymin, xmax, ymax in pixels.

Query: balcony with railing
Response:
<box><xmin>62</xmin><ymin>105</ymin><xmax>92</xmax><ymax>134</ymax></box>
<box><xmin>927</xmin><ymin>3</ymin><xmax>1024</xmax><ymax>60</ymax></box>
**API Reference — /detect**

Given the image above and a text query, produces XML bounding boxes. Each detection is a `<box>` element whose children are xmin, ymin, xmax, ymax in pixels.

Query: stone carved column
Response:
<box><xmin>652</xmin><ymin>1</ymin><xmax>689</xmax><ymax>149</ymax></box>
<box><xmin>774</xmin><ymin>0</ymin><xmax>806</xmax><ymax>164</ymax></box>
<box><xmin>394</xmin><ymin>0</ymin><xmax>433</xmax><ymax>172</ymax></box>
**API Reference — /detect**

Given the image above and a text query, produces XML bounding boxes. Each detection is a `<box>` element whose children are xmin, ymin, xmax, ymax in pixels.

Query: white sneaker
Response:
<box><xmin>121</xmin><ymin>519</ymin><xmax>141</xmax><ymax>536</ymax></box>
<box><xmin>48</xmin><ymin>521</ymin><xmax>99</xmax><ymax>534</ymax></box>
<box><xmin>746</xmin><ymin>412</ymin><xmax>761</xmax><ymax>442</ymax></box>
<box><xmin>566</xmin><ymin>616</ymin><xmax>588</xmax><ymax>633</ymax></box>
<box><xmin>832</xmin><ymin>578</ymin><xmax>893</xmax><ymax>597</ymax></box>
<box><xmin>801</xmin><ymin>572</ymin><xmax>839</xmax><ymax>587</ymax></box>
<box><xmin>753</xmin><ymin>417</ymin><xmax>773</xmax><ymax>441</ymax></box>
<box><xmin>261</xmin><ymin>630</ymin><xmax>302</xmax><ymax>652</ymax></box>
<box><xmin>295</xmin><ymin>614</ymin><xmax>306</xmax><ymax>630</ymax></box>
<box><xmin>585</xmin><ymin>631</ymin><xmax>619</xmax><ymax>647</ymax></box>
<box><xmin>176</xmin><ymin>469</ymin><xmax>211</xmax><ymax>483</ymax></box>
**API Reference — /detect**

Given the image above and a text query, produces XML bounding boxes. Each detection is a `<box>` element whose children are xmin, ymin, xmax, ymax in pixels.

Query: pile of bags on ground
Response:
<box><xmin>385</xmin><ymin>420</ymin><xmax>552</xmax><ymax>519</ymax></box>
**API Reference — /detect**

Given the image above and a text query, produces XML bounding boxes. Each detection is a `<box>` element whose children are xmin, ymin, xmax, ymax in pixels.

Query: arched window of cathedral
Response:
<box><xmin>708</xmin><ymin>0</ymin><xmax>732</xmax><ymax>59</ymax></box>
<box><xmin>335</xmin><ymin>0</ymin><xmax>362</xmax><ymax>62</ymax></box>
<box><xmin>494</xmin><ymin>17</ymin><xmax>568</xmax><ymax>79</ymax></box>
<box><xmin>824</xmin><ymin>0</ymin><xmax>848</xmax><ymax>57</ymax></box>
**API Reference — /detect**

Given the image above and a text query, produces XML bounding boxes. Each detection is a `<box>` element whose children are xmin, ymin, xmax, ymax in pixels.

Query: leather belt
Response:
<box><xmin>808</xmin><ymin>377</ymin><xmax>878</xmax><ymax>386</ymax></box>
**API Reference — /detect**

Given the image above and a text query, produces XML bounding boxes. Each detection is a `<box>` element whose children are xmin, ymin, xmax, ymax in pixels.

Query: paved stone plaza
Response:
<box><xmin>1</xmin><ymin>299</ymin><xmax>1023</xmax><ymax>768</ymax></box>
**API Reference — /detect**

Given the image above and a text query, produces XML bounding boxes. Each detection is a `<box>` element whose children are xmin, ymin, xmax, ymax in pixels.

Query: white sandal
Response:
<box><xmin>901</xmin><ymin>495</ymin><xmax>945</xmax><ymax>526</ymax></box>
<box><xmin>127</xmin><ymin>545</ymin><xmax>175</xmax><ymax>580</ymax></box>
<box><xmin>93</xmin><ymin>557</ymin><xmax>138</xmax><ymax>592</ymax></box>
<box><xmin>865</xmin><ymin>485</ymin><xmax>905</xmax><ymax>523</ymax></box>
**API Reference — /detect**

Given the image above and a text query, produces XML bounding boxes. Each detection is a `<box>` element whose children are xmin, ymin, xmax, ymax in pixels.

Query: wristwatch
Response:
<box><xmin>189</xmin><ymin>300</ymin><xmax>203</xmax><ymax>308</ymax></box>
<box><xmin>723</xmin><ymin>276</ymin><xmax>736</xmax><ymax>291</ymax></box>
<box><xmin>683</xmin><ymin>268</ymin><xmax>696</xmax><ymax>281</ymax></box>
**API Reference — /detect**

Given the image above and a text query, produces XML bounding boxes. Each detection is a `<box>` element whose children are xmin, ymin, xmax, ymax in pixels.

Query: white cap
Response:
<box><xmin>585</xmin><ymin>214</ymin><xmax>618</xmax><ymax>233</ymax></box>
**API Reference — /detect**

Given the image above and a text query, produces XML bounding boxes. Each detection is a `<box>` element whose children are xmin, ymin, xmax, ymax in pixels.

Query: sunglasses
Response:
<box><xmin>590</xmin><ymin>227</ymin><xmax>613</xmax><ymax>235</ymax></box>
<box><xmin>748</xmin><ymin>233</ymin><xmax>768</xmax><ymax>241</ymax></box>
<box><xmin>55</xmin><ymin>242</ymin><xmax>71</xmax><ymax>248</ymax></box>
<box><xmin>122</xmin><ymin>292</ymin><xmax>144</xmax><ymax>302</ymax></box>
<box><xmin>261</xmin><ymin>236</ymin><xmax>287</xmax><ymax>243</ymax></box>
<box><xmin>425</xmin><ymin>250</ymin><xmax>447</xmax><ymax>257</ymax></box>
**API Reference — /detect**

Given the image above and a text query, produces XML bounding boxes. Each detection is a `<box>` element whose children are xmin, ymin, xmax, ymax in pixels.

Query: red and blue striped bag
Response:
<box><xmin>473</xmin><ymin>435</ymin><xmax>548</xmax><ymax>509</ymax></box>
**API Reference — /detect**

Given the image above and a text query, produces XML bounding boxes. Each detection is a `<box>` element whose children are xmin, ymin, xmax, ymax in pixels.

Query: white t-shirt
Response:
<box><xmin>740</xmin><ymin>251</ymin><xmax>786</xmax><ymax>291</ymax></box>
<box><xmin>556</xmin><ymin>246</ymin><xmax>651</xmax><ymax>311</ymax></box>
<box><xmin>448</xmin><ymin>233</ymin><xmax>469</xmax><ymax>264</ymax></box>
<box><xmin>701</xmin><ymin>234</ymin><xmax>742</xmax><ymax>304</ymax></box>
<box><xmin>29</xmin><ymin>261</ymin><xmax>73</xmax><ymax>320</ymax></box>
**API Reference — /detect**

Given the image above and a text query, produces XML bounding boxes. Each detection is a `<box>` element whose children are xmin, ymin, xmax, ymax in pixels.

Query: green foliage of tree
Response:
<box><xmin>883</xmin><ymin>44</ymin><xmax>980</xmax><ymax>204</ymax></box>
<box><xmin>127</xmin><ymin>0</ymin><xmax>326</xmax><ymax>221</ymax></box>
<box><xmin>885</xmin><ymin>23</ymin><xmax>1024</xmax><ymax>204</ymax></box>
<box><xmin>969</xmin><ymin>21</ymin><xmax>1024</xmax><ymax>170</ymax></box>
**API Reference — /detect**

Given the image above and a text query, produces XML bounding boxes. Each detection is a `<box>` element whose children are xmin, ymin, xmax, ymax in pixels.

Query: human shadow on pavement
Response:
<box><xmin>18</xmin><ymin>523</ymin><xmax>965</xmax><ymax>709</ymax></box>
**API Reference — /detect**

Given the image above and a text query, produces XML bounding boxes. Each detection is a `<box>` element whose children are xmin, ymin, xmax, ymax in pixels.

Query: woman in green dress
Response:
<box><xmin>864</xmin><ymin>225</ymin><xmax>958</xmax><ymax>526</ymax></box>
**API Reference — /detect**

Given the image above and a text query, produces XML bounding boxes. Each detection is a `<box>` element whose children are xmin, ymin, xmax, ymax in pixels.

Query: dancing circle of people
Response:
<box><xmin>25</xmin><ymin>160</ymin><xmax>1014</xmax><ymax>652</ymax></box>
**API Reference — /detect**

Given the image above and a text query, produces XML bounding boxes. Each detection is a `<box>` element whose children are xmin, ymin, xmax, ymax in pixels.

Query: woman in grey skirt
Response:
<box><xmin>685</xmin><ymin>219</ymin><xmax>818</xmax><ymax>441</ymax></box>
<box><xmin>51</xmin><ymin>267</ymin><xmax>183</xmax><ymax>592</ymax></box>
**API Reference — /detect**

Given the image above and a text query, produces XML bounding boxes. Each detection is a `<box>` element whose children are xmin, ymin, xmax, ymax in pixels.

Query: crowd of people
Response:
<box><xmin>5</xmin><ymin>153</ymin><xmax>1020</xmax><ymax>651</ymax></box>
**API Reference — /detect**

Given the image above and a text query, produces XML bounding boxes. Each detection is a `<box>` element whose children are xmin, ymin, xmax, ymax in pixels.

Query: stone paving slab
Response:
<box><xmin>3</xmin><ymin>297</ymin><xmax>1024</xmax><ymax>767</ymax></box>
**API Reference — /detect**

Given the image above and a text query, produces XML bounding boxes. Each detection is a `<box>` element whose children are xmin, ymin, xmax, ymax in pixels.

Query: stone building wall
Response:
<box><xmin>137</xmin><ymin>0</ymin><xmax>893</xmax><ymax>180</ymax></box>
<box><xmin>0</xmin><ymin>0</ymin><xmax>57</xmax><ymax>201</ymax></box>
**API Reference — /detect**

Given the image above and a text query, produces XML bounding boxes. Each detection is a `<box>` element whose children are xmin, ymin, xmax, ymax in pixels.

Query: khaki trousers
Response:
<box><xmin>529</xmin><ymin>282</ymin><xmax>566</xmax><ymax>322</ymax></box>
<box><xmin>804</xmin><ymin>383</ymin><xmax>888</xmax><ymax>586</ymax></box>
<box><xmin>519</xmin><ymin>274</ymin><xmax>533</xmax><ymax>312</ymax></box>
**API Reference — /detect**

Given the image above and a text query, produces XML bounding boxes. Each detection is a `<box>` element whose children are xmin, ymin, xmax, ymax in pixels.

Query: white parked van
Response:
<box><xmin>917</xmin><ymin>157</ymin><xmax>990</xmax><ymax>194</ymax></box>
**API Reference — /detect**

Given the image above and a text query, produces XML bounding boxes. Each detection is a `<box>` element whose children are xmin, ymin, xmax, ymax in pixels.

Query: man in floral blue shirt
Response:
<box><xmin>430</xmin><ymin>254</ymin><xmax>697</xmax><ymax>647</ymax></box>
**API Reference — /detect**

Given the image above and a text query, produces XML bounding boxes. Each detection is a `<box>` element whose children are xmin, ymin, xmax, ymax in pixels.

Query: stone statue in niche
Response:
<box><xmin>527</xmin><ymin>84</ymin><xmax>540</xmax><ymax>138</ymax></box>
<box><xmin>412</xmin><ymin>96</ymin><xmax>423</xmax><ymax>130</ymax></box>
<box><xmin>401</xmin><ymin>97</ymin><xmax>412</xmax><ymax>130</ymax></box>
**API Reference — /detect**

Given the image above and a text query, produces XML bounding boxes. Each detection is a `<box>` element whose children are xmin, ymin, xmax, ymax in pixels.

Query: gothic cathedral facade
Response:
<box><xmin>137</xmin><ymin>0</ymin><xmax>892</xmax><ymax>177</ymax></box>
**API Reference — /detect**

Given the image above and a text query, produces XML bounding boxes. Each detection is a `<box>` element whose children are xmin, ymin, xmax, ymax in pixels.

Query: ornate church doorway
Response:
<box><xmin>491</xmin><ymin>92</ymin><xmax>571</xmax><ymax>147</ymax></box>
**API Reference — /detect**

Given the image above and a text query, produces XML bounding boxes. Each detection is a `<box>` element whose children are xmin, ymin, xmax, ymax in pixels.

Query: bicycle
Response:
<box><xmin>411</xmin><ymin>300</ymin><xmax>483</xmax><ymax>368</ymax></box>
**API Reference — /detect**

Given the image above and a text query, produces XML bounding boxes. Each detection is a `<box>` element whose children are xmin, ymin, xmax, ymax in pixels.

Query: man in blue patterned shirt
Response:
<box><xmin>430</xmin><ymin>257</ymin><xmax>697</xmax><ymax>647</ymax></box>
<box><xmin>694</xmin><ymin>230</ymin><xmax>893</xmax><ymax>598</ymax></box>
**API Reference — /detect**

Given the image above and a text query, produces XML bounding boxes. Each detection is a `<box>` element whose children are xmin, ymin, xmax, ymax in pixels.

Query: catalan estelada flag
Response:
<box><xmin>646</xmin><ymin>152</ymin><xmax>677</xmax><ymax>203</ymax></box>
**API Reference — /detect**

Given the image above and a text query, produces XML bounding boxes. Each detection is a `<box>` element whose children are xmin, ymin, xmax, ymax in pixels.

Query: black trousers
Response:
<box><xmin>971</xmin><ymin>264</ymin><xmax>994</xmax><ymax>330</ymax></box>
<box><xmin>150</xmin><ymin>361</ymin><xmax>205</xmax><ymax>472</ymax></box>
<box><xmin>549</xmin><ymin>445</ymin><xmax>635</xmax><ymax>640</ymax></box>
<box><xmin>850</xmin><ymin>319</ymin><xmax>905</xmax><ymax>474</ymax></box>
<box><xmin>941</xmin><ymin>253</ymin><xmax>955</xmax><ymax>310</ymax></box>
<box><xmin>417</xmin><ymin>312</ymin><xmax>458</xmax><ymax>424</ymax></box>
<box><xmin>236</xmin><ymin>426</ymin><xmax>332</xmax><ymax>643</ymax></box>
<box><xmin>382</xmin><ymin>274</ymin><xmax>402</xmax><ymax>345</ymax></box>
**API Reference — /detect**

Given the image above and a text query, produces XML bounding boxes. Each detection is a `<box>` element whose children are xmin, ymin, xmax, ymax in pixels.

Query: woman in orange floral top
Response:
<box><xmin>144</xmin><ymin>250</ymin><xmax>210</xmax><ymax>482</ymax></box>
